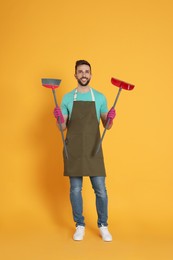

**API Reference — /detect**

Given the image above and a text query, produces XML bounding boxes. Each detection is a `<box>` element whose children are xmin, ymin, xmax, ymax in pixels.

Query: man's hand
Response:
<box><xmin>106</xmin><ymin>107</ymin><xmax>116</xmax><ymax>126</ymax></box>
<box><xmin>53</xmin><ymin>106</ymin><xmax>64</xmax><ymax>124</ymax></box>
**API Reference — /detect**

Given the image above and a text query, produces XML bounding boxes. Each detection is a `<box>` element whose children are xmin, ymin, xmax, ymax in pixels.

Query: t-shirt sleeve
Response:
<box><xmin>100</xmin><ymin>94</ymin><xmax>108</xmax><ymax>114</ymax></box>
<box><xmin>61</xmin><ymin>95</ymin><xmax>69</xmax><ymax>115</ymax></box>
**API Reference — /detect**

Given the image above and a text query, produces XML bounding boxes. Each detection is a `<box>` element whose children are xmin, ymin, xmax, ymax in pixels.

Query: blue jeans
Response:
<box><xmin>69</xmin><ymin>176</ymin><xmax>108</xmax><ymax>227</ymax></box>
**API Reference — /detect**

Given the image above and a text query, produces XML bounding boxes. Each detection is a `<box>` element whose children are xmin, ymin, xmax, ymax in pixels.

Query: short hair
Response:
<box><xmin>75</xmin><ymin>60</ymin><xmax>91</xmax><ymax>73</ymax></box>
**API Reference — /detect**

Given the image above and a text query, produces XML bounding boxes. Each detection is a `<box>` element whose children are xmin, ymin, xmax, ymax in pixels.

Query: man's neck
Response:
<box><xmin>77</xmin><ymin>85</ymin><xmax>90</xmax><ymax>93</ymax></box>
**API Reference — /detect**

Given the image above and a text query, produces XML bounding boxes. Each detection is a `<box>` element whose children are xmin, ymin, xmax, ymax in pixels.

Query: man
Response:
<box><xmin>54</xmin><ymin>60</ymin><xmax>116</xmax><ymax>242</ymax></box>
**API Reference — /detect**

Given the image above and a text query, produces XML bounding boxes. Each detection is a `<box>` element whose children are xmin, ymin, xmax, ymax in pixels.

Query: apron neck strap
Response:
<box><xmin>73</xmin><ymin>87</ymin><xmax>95</xmax><ymax>101</ymax></box>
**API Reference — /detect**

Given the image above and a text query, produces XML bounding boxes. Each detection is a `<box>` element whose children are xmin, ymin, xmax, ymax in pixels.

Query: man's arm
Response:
<box><xmin>53</xmin><ymin>106</ymin><xmax>68</xmax><ymax>131</ymax></box>
<box><xmin>101</xmin><ymin>107</ymin><xmax>116</xmax><ymax>130</ymax></box>
<box><xmin>56</xmin><ymin>114</ymin><xmax>68</xmax><ymax>131</ymax></box>
<box><xmin>101</xmin><ymin>113</ymin><xmax>113</xmax><ymax>130</ymax></box>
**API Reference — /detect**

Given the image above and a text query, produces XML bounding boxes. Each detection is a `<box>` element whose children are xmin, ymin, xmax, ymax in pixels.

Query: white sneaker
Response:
<box><xmin>99</xmin><ymin>226</ymin><xmax>112</xmax><ymax>241</ymax></box>
<box><xmin>73</xmin><ymin>226</ymin><xmax>85</xmax><ymax>241</ymax></box>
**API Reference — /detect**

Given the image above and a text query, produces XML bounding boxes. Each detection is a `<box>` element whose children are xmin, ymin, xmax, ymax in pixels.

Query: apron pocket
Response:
<box><xmin>84</xmin><ymin>134</ymin><xmax>103</xmax><ymax>158</ymax></box>
<box><xmin>65</xmin><ymin>134</ymin><xmax>84</xmax><ymax>159</ymax></box>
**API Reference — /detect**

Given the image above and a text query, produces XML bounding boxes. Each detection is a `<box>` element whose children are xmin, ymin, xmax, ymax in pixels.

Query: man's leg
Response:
<box><xmin>69</xmin><ymin>177</ymin><xmax>85</xmax><ymax>240</ymax></box>
<box><xmin>90</xmin><ymin>176</ymin><xmax>112</xmax><ymax>241</ymax></box>
<box><xmin>90</xmin><ymin>176</ymin><xmax>108</xmax><ymax>227</ymax></box>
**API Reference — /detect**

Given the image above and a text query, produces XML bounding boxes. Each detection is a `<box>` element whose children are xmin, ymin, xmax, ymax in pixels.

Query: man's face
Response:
<box><xmin>75</xmin><ymin>64</ymin><xmax>92</xmax><ymax>86</ymax></box>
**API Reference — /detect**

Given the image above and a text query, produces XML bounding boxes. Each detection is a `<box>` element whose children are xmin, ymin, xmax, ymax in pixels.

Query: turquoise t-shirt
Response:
<box><xmin>61</xmin><ymin>87</ymin><xmax>108</xmax><ymax>122</ymax></box>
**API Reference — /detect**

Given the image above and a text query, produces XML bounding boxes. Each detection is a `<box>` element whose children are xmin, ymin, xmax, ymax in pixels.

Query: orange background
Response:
<box><xmin>0</xmin><ymin>0</ymin><xmax>173</xmax><ymax>259</ymax></box>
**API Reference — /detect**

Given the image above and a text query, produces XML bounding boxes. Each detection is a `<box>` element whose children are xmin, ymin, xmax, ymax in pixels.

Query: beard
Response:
<box><xmin>77</xmin><ymin>78</ymin><xmax>91</xmax><ymax>86</ymax></box>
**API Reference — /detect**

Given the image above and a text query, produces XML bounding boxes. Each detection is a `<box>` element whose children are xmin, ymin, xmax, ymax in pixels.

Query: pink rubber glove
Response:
<box><xmin>106</xmin><ymin>107</ymin><xmax>116</xmax><ymax>125</ymax></box>
<box><xmin>53</xmin><ymin>106</ymin><xmax>64</xmax><ymax>124</ymax></box>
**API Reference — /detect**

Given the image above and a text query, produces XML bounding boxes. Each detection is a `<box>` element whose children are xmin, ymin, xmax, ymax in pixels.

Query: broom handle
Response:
<box><xmin>52</xmin><ymin>89</ymin><xmax>69</xmax><ymax>159</ymax></box>
<box><xmin>95</xmin><ymin>87</ymin><xmax>122</xmax><ymax>154</ymax></box>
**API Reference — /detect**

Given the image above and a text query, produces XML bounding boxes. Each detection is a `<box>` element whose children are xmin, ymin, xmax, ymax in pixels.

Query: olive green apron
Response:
<box><xmin>63</xmin><ymin>88</ymin><xmax>106</xmax><ymax>177</ymax></box>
